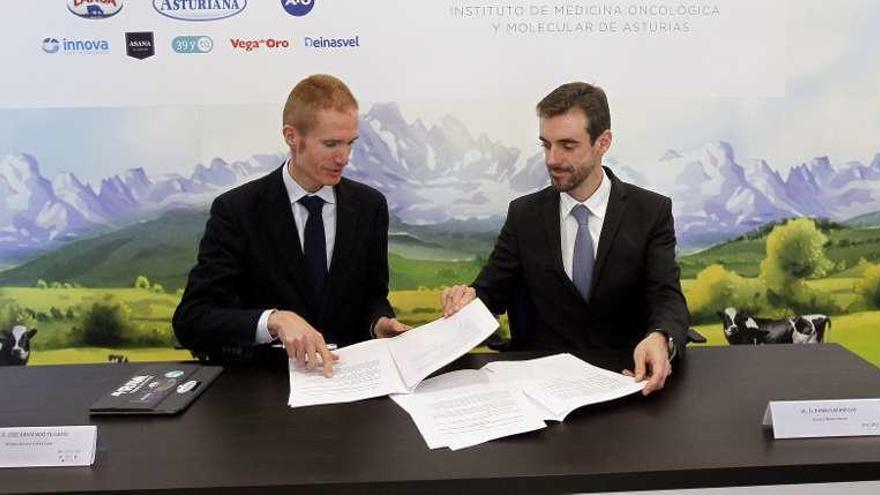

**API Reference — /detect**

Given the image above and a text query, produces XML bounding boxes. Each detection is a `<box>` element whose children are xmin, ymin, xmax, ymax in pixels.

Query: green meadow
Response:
<box><xmin>2</xmin><ymin>220</ymin><xmax>879</xmax><ymax>367</ymax></box>
<box><xmin>5</xmin><ymin>282</ymin><xmax>877</xmax><ymax>368</ymax></box>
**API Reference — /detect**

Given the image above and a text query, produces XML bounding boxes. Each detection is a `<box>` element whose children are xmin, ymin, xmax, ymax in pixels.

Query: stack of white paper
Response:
<box><xmin>288</xmin><ymin>298</ymin><xmax>499</xmax><ymax>408</ymax></box>
<box><xmin>392</xmin><ymin>382</ymin><xmax>547</xmax><ymax>450</ymax></box>
<box><xmin>391</xmin><ymin>353</ymin><xmax>645</xmax><ymax>449</ymax></box>
<box><xmin>286</xmin><ymin>300</ymin><xmax>644</xmax><ymax>450</ymax></box>
<box><xmin>485</xmin><ymin>353</ymin><xmax>645</xmax><ymax>421</ymax></box>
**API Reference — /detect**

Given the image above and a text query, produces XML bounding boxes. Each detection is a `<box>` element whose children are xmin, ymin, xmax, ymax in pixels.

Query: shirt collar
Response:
<box><xmin>282</xmin><ymin>158</ymin><xmax>336</xmax><ymax>206</ymax></box>
<box><xmin>560</xmin><ymin>167</ymin><xmax>610</xmax><ymax>220</ymax></box>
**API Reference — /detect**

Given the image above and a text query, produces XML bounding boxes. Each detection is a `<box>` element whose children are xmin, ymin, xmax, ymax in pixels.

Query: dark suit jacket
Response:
<box><xmin>173</xmin><ymin>166</ymin><xmax>394</xmax><ymax>361</ymax></box>
<box><xmin>473</xmin><ymin>167</ymin><xmax>688</xmax><ymax>355</ymax></box>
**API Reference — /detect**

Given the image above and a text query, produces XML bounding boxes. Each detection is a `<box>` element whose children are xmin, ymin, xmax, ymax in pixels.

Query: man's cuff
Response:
<box><xmin>255</xmin><ymin>309</ymin><xmax>276</xmax><ymax>345</ymax></box>
<box><xmin>648</xmin><ymin>329</ymin><xmax>676</xmax><ymax>361</ymax></box>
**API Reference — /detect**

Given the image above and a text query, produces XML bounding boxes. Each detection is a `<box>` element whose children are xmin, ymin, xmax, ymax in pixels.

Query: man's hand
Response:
<box><xmin>374</xmin><ymin>317</ymin><xmax>411</xmax><ymax>338</ymax></box>
<box><xmin>623</xmin><ymin>331</ymin><xmax>671</xmax><ymax>396</ymax></box>
<box><xmin>268</xmin><ymin>310</ymin><xmax>338</xmax><ymax>377</ymax></box>
<box><xmin>441</xmin><ymin>284</ymin><xmax>476</xmax><ymax>317</ymax></box>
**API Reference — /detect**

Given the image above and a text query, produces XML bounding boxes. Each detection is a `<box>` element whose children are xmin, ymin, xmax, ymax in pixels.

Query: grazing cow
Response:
<box><xmin>717</xmin><ymin>308</ymin><xmax>829</xmax><ymax>346</ymax></box>
<box><xmin>107</xmin><ymin>354</ymin><xmax>129</xmax><ymax>363</ymax></box>
<box><xmin>793</xmin><ymin>314</ymin><xmax>831</xmax><ymax>344</ymax></box>
<box><xmin>0</xmin><ymin>325</ymin><xmax>38</xmax><ymax>365</ymax></box>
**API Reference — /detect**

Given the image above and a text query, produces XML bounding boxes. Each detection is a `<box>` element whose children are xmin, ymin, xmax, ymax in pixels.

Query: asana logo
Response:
<box><xmin>280</xmin><ymin>0</ymin><xmax>315</xmax><ymax>17</ymax></box>
<box><xmin>126</xmin><ymin>32</ymin><xmax>155</xmax><ymax>59</ymax></box>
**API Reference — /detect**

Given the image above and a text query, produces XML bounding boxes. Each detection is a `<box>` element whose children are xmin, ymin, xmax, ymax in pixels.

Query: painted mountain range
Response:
<box><xmin>1</xmin><ymin>102</ymin><xmax>879</xmax><ymax>266</ymax></box>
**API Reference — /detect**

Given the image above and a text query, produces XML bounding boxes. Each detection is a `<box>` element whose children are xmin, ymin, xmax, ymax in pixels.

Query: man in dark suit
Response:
<box><xmin>442</xmin><ymin>82</ymin><xmax>688</xmax><ymax>395</ymax></box>
<box><xmin>174</xmin><ymin>74</ymin><xmax>408</xmax><ymax>376</ymax></box>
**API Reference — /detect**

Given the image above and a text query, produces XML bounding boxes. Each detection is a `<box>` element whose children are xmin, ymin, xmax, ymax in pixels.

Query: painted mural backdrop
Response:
<box><xmin>0</xmin><ymin>1</ymin><xmax>878</xmax><ymax>366</ymax></box>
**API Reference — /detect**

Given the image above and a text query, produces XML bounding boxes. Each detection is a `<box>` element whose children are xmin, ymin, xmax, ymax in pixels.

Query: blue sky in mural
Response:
<box><xmin>0</xmin><ymin>1</ymin><xmax>877</xmax><ymax>184</ymax></box>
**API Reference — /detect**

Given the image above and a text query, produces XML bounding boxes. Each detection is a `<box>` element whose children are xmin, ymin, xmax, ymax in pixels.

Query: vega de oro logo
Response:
<box><xmin>153</xmin><ymin>0</ymin><xmax>247</xmax><ymax>21</ymax></box>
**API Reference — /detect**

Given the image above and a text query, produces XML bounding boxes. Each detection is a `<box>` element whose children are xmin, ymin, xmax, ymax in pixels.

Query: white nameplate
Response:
<box><xmin>762</xmin><ymin>399</ymin><xmax>880</xmax><ymax>439</ymax></box>
<box><xmin>0</xmin><ymin>426</ymin><xmax>97</xmax><ymax>468</ymax></box>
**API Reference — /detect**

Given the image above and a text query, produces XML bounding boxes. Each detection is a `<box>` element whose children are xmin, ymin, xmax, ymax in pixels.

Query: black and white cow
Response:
<box><xmin>792</xmin><ymin>314</ymin><xmax>831</xmax><ymax>344</ymax></box>
<box><xmin>0</xmin><ymin>325</ymin><xmax>38</xmax><ymax>365</ymax></box>
<box><xmin>717</xmin><ymin>308</ymin><xmax>829</xmax><ymax>345</ymax></box>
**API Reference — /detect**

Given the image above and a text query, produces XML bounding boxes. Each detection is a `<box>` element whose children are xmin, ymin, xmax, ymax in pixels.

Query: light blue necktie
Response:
<box><xmin>571</xmin><ymin>204</ymin><xmax>595</xmax><ymax>301</ymax></box>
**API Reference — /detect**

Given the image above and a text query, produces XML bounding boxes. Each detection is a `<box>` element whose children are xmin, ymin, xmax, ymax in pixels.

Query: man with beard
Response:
<box><xmin>441</xmin><ymin>82</ymin><xmax>688</xmax><ymax>395</ymax></box>
<box><xmin>174</xmin><ymin>74</ymin><xmax>409</xmax><ymax>375</ymax></box>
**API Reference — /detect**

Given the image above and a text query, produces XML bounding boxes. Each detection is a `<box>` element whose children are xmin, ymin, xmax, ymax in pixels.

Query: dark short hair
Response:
<box><xmin>536</xmin><ymin>82</ymin><xmax>610</xmax><ymax>144</ymax></box>
<box><xmin>283</xmin><ymin>74</ymin><xmax>358</xmax><ymax>135</ymax></box>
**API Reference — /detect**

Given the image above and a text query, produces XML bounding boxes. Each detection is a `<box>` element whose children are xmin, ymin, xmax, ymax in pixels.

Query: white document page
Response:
<box><xmin>395</xmin><ymin>383</ymin><xmax>546</xmax><ymax>450</ymax></box>
<box><xmin>288</xmin><ymin>338</ymin><xmax>406</xmax><ymax>408</ymax></box>
<box><xmin>403</xmin><ymin>369</ymin><xmax>492</xmax><ymax>395</ymax></box>
<box><xmin>510</xmin><ymin>354</ymin><xmax>645</xmax><ymax>421</ymax></box>
<box><xmin>389</xmin><ymin>298</ymin><xmax>498</xmax><ymax>389</ymax></box>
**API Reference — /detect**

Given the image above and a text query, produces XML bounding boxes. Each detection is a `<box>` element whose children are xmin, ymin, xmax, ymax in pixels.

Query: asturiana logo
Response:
<box><xmin>153</xmin><ymin>0</ymin><xmax>247</xmax><ymax>22</ymax></box>
<box><xmin>67</xmin><ymin>0</ymin><xmax>124</xmax><ymax>19</ymax></box>
<box><xmin>42</xmin><ymin>36</ymin><xmax>110</xmax><ymax>55</ymax></box>
<box><xmin>281</xmin><ymin>0</ymin><xmax>315</xmax><ymax>17</ymax></box>
<box><xmin>229</xmin><ymin>37</ymin><xmax>290</xmax><ymax>52</ymax></box>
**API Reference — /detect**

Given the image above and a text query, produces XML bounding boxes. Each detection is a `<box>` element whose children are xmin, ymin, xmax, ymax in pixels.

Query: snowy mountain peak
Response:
<box><xmin>659</xmin><ymin>149</ymin><xmax>682</xmax><ymax>161</ymax></box>
<box><xmin>0</xmin><ymin>153</ymin><xmax>41</xmax><ymax>181</ymax></box>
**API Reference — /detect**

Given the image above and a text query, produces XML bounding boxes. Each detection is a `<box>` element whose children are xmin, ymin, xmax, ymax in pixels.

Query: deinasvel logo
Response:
<box><xmin>304</xmin><ymin>35</ymin><xmax>360</xmax><ymax>49</ymax></box>
<box><xmin>67</xmin><ymin>0</ymin><xmax>124</xmax><ymax>19</ymax></box>
<box><xmin>154</xmin><ymin>0</ymin><xmax>247</xmax><ymax>22</ymax></box>
<box><xmin>281</xmin><ymin>0</ymin><xmax>315</xmax><ymax>17</ymax></box>
<box><xmin>42</xmin><ymin>36</ymin><xmax>110</xmax><ymax>55</ymax></box>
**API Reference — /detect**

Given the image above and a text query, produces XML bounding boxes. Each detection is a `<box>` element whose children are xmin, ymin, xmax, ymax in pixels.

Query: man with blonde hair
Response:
<box><xmin>175</xmin><ymin>74</ymin><xmax>408</xmax><ymax>375</ymax></box>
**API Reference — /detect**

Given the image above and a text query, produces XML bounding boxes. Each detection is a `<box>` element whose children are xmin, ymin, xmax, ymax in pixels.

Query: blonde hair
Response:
<box><xmin>282</xmin><ymin>74</ymin><xmax>358</xmax><ymax>134</ymax></box>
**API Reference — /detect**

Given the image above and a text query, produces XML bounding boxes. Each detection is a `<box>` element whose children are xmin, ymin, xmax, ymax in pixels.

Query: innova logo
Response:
<box><xmin>281</xmin><ymin>0</ymin><xmax>315</xmax><ymax>17</ymax></box>
<box><xmin>153</xmin><ymin>0</ymin><xmax>247</xmax><ymax>21</ymax></box>
<box><xmin>42</xmin><ymin>36</ymin><xmax>110</xmax><ymax>55</ymax></box>
<box><xmin>67</xmin><ymin>0</ymin><xmax>124</xmax><ymax>19</ymax></box>
<box><xmin>41</xmin><ymin>38</ymin><xmax>60</xmax><ymax>54</ymax></box>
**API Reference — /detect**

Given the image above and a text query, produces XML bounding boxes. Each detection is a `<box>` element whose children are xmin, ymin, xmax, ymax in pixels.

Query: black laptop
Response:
<box><xmin>90</xmin><ymin>364</ymin><xmax>222</xmax><ymax>415</ymax></box>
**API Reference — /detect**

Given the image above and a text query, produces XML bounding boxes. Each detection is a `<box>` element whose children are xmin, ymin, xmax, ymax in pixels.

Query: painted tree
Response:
<box><xmin>759</xmin><ymin>218</ymin><xmax>833</xmax><ymax>311</ymax></box>
<box><xmin>686</xmin><ymin>264</ymin><xmax>766</xmax><ymax>322</ymax></box>
<box><xmin>855</xmin><ymin>263</ymin><xmax>880</xmax><ymax>309</ymax></box>
<box><xmin>134</xmin><ymin>275</ymin><xmax>151</xmax><ymax>289</ymax></box>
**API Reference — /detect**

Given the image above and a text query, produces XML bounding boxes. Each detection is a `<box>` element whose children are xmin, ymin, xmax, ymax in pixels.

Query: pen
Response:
<box><xmin>271</xmin><ymin>343</ymin><xmax>337</xmax><ymax>351</ymax></box>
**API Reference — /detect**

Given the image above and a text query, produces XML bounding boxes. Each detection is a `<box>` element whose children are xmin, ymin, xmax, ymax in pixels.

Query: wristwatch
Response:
<box><xmin>666</xmin><ymin>334</ymin><xmax>676</xmax><ymax>361</ymax></box>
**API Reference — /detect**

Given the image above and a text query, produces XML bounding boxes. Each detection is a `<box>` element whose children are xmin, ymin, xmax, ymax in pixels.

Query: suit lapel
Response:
<box><xmin>592</xmin><ymin>168</ymin><xmax>628</xmax><ymax>292</ymax></box>
<box><xmin>539</xmin><ymin>188</ymin><xmax>582</xmax><ymax>298</ymax></box>
<box><xmin>261</xmin><ymin>165</ymin><xmax>311</xmax><ymax>303</ymax></box>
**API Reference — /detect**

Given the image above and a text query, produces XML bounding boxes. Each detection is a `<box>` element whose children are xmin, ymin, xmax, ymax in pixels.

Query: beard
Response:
<box><xmin>548</xmin><ymin>163</ymin><xmax>591</xmax><ymax>193</ymax></box>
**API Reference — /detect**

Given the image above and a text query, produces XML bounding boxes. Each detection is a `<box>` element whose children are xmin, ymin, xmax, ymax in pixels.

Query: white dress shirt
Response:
<box><xmin>255</xmin><ymin>160</ymin><xmax>337</xmax><ymax>344</ymax></box>
<box><xmin>559</xmin><ymin>167</ymin><xmax>610</xmax><ymax>281</ymax></box>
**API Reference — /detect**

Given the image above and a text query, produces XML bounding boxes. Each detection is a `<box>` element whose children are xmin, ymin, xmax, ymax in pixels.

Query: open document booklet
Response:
<box><xmin>390</xmin><ymin>353</ymin><xmax>645</xmax><ymax>450</ymax></box>
<box><xmin>288</xmin><ymin>299</ymin><xmax>645</xmax><ymax>450</ymax></box>
<box><xmin>288</xmin><ymin>298</ymin><xmax>500</xmax><ymax>407</ymax></box>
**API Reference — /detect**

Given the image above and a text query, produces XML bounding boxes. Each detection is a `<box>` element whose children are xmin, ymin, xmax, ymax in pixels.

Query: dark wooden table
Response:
<box><xmin>2</xmin><ymin>344</ymin><xmax>880</xmax><ymax>494</ymax></box>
